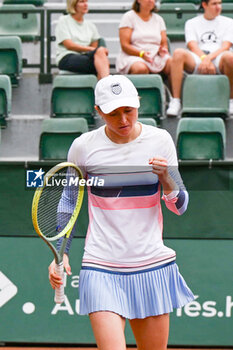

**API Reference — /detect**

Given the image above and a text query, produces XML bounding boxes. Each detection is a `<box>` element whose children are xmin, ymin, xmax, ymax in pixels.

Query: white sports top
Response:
<box><xmin>63</xmin><ymin>124</ymin><xmax>188</xmax><ymax>272</ymax></box>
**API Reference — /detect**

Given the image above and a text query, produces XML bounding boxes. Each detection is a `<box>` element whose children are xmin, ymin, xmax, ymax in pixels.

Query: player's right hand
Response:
<box><xmin>48</xmin><ymin>255</ymin><xmax>71</xmax><ymax>289</ymax></box>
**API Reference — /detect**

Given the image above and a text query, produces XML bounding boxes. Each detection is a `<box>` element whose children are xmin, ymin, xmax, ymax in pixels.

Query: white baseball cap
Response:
<box><xmin>95</xmin><ymin>75</ymin><xmax>140</xmax><ymax>114</ymax></box>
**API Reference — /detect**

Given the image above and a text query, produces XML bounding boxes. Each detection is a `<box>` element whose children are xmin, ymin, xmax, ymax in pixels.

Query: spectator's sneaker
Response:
<box><xmin>229</xmin><ymin>99</ymin><xmax>233</xmax><ymax>115</ymax></box>
<box><xmin>167</xmin><ymin>98</ymin><xmax>181</xmax><ymax>117</ymax></box>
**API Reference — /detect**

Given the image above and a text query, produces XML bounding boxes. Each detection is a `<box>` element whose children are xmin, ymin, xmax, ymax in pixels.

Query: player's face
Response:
<box><xmin>96</xmin><ymin>106</ymin><xmax>139</xmax><ymax>143</ymax></box>
<box><xmin>203</xmin><ymin>0</ymin><xmax>222</xmax><ymax>19</ymax></box>
<box><xmin>75</xmin><ymin>0</ymin><xmax>88</xmax><ymax>15</ymax></box>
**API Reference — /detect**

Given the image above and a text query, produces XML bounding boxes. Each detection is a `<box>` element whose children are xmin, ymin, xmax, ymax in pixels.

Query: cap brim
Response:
<box><xmin>99</xmin><ymin>97</ymin><xmax>140</xmax><ymax>114</ymax></box>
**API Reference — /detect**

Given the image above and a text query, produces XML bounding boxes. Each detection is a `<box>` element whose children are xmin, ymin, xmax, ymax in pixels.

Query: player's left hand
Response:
<box><xmin>149</xmin><ymin>156</ymin><xmax>169</xmax><ymax>183</ymax></box>
<box><xmin>149</xmin><ymin>156</ymin><xmax>178</xmax><ymax>195</ymax></box>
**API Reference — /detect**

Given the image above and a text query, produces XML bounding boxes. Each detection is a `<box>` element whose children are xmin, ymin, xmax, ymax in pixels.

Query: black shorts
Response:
<box><xmin>58</xmin><ymin>50</ymin><xmax>97</xmax><ymax>74</ymax></box>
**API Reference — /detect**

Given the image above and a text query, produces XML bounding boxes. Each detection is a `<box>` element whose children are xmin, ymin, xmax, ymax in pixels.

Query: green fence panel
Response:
<box><xmin>0</xmin><ymin>237</ymin><xmax>232</xmax><ymax>346</ymax></box>
<box><xmin>163</xmin><ymin>163</ymin><xmax>233</xmax><ymax>239</ymax></box>
<box><xmin>0</xmin><ymin>163</ymin><xmax>34</xmax><ymax>236</ymax></box>
<box><xmin>0</xmin><ymin>161</ymin><xmax>88</xmax><ymax>237</ymax></box>
<box><xmin>0</xmin><ymin>161</ymin><xmax>233</xmax><ymax>239</ymax></box>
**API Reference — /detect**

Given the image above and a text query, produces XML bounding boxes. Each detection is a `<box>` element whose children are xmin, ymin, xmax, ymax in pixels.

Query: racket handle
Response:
<box><xmin>54</xmin><ymin>262</ymin><xmax>65</xmax><ymax>304</ymax></box>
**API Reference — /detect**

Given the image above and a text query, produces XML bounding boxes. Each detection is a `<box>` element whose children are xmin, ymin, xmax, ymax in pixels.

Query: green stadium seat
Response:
<box><xmin>51</xmin><ymin>75</ymin><xmax>97</xmax><ymax>126</ymax></box>
<box><xmin>138</xmin><ymin>118</ymin><xmax>157</xmax><ymax>126</ymax></box>
<box><xmin>0</xmin><ymin>36</ymin><xmax>22</xmax><ymax>86</ymax></box>
<box><xmin>39</xmin><ymin>118</ymin><xmax>89</xmax><ymax>160</ymax></box>
<box><xmin>181</xmin><ymin>75</ymin><xmax>230</xmax><ymax>119</ymax></box>
<box><xmin>0</xmin><ymin>75</ymin><xmax>12</xmax><ymax>128</ymax></box>
<box><xmin>0</xmin><ymin>5</ymin><xmax>39</xmax><ymax>42</ymax></box>
<box><xmin>176</xmin><ymin>117</ymin><xmax>226</xmax><ymax>160</ymax></box>
<box><xmin>222</xmin><ymin>4</ymin><xmax>233</xmax><ymax>19</ymax></box>
<box><xmin>3</xmin><ymin>0</ymin><xmax>46</xmax><ymax>6</ymax></box>
<box><xmin>126</xmin><ymin>74</ymin><xmax>165</xmax><ymax>123</ymax></box>
<box><xmin>159</xmin><ymin>3</ymin><xmax>197</xmax><ymax>41</ymax></box>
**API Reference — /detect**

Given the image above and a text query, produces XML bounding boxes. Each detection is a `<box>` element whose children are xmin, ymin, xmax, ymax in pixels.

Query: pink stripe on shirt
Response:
<box><xmin>89</xmin><ymin>190</ymin><xmax>161</xmax><ymax>210</ymax></box>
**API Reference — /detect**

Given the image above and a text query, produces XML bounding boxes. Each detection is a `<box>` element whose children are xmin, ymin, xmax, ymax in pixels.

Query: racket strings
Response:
<box><xmin>37</xmin><ymin>168</ymin><xmax>80</xmax><ymax>239</ymax></box>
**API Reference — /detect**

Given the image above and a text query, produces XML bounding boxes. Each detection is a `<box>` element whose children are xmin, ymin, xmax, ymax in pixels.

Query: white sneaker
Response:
<box><xmin>229</xmin><ymin>99</ymin><xmax>233</xmax><ymax>115</ymax></box>
<box><xmin>167</xmin><ymin>98</ymin><xmax>181</xmax><ymax>117</ymax></box>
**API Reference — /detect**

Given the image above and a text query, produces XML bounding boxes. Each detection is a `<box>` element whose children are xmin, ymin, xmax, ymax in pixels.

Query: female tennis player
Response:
<box><xmin>49</xmin><ymin>75</ymin><xmax>194</xmax><ymax>350</ymax></box>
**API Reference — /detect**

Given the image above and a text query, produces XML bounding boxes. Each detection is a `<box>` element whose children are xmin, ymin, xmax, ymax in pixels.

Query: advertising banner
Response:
<box><xmin>0</xmin><ymin>237</ymin><xmax>232</xmax><ymax>346</ymax></box>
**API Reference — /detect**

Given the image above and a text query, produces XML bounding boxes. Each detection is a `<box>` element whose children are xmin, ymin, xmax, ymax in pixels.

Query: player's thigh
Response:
<box><xmin>129</xmin><ymin>313</ymin><xmax>169</xmax><ymax>350</ymax></box>
<box><xmin>89</xmin><ymin>311</ymin><xmax>126</xmax><ymax>350</ymax></box>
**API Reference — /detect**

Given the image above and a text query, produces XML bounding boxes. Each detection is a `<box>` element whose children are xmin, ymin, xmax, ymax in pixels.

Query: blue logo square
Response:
<box><xmin>26</xmin><ymin>169</ymin><xmax>45</xmax><ymax>188</ymax></box>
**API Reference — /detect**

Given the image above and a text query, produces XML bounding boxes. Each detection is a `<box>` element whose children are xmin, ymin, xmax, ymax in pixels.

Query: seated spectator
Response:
<box><xmin>55</xmin><ymin>0</ymin><xmax>109</xmax><ymax>79</ymax></box>
<box><xmin>115</xmin><ymin>0</ymin><xmax>171</xmax><ymax>77</ymax></box>
<box><xmin>167</xmin><ymin>0</ymin><xmax>233</xmax><ymax>116</ymax></box>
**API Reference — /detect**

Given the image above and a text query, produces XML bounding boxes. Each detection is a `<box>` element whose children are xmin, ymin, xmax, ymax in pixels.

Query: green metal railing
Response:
<box><xmin>0</xmin><ymin>6</ymin><xmax>232</xmax><ymax>84</ymax></box>
<box><xmin>0</xmin><ymin>7</ymin><xmax>45</xmax><ymax>82</ymax></box>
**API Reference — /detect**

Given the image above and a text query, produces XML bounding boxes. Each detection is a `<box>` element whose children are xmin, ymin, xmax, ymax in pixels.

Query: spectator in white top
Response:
<box><xmin>167</xmin><ymin>0</ymin><xmax>233</xmax><ymax>116</ymax></box>
<box><xmin>116</xmin><ymin>0</ymin><xmax>171</xmax><ymax>77</ymax></box>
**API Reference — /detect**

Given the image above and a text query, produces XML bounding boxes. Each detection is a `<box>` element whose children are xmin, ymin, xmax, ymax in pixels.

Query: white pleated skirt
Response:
<box><xmin>79</xmin><ymin>261</ymin><xmax>194</xmax><ymax>319</ymax></box>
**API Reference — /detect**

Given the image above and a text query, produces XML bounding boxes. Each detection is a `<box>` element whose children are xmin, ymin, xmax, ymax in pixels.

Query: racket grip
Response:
<box><xmin>54</xmin><ymin>262</ymin><xmax>65</xmax><ymax>304</ymax></box>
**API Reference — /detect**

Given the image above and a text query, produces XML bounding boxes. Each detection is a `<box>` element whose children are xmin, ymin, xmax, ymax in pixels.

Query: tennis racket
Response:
<box><xmin>31</xmin><ymin>162</ymin><xmax>84</xmax><ymax>304</ymax></box>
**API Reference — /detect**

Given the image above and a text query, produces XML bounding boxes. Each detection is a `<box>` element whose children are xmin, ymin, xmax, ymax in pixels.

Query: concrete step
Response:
<box><xmin>0</xmin><ymin>116</ymin><xmax>46</xmax><ymax>160</ymax></box>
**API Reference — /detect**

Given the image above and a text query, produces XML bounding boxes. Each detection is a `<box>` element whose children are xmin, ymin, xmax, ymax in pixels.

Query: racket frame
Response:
<box><xmin>31</xmin><ymin>162</ymin><xmax>84</xmax><ymax>303</ymax></box>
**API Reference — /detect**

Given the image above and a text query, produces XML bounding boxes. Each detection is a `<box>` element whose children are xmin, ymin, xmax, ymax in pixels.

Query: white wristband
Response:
<box><xmin>163</xmin><ymin>189</ymin><xmax>179</xmax><ymax>201</ymax></box>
